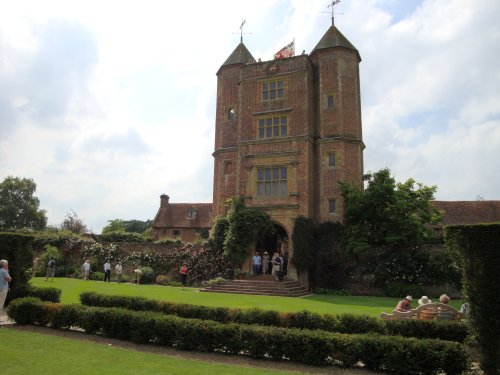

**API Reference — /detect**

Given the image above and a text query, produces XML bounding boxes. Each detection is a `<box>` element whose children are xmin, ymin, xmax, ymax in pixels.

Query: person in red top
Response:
<box><xmin>394</xmin><ymin>295</ymin><xmax>413</xmax><ymax>312</ymax></box>
<box><xmin>179</xmin><ymin>264</ymin><xmax>188</xmax><ymax>287</ymax></box>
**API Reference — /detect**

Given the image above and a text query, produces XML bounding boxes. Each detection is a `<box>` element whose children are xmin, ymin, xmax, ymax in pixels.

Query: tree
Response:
<box><xmin>340</xmin><ymin>168</ymin><xmax>441</xmax><ymax>254</ymax></box>
<box><xmin>216</xmin><ymin>197</ymin><xmax>274</xmax><ymax>268</ymax></box>
<box><xmin>60</xmin><ymin>210</ymin><xmax>88</xmax><ymax>234</ymax></box>
<box><xmin>101</xmin><ymin>219</ymin><xmax>126</xmax><ymax>234</ymax></box>
<box><xmin>122</xmin><ymin>219</ymin><xmax>152</xmax><ymax>233</ymax></box>
<box><xmin>0</xmin><ymin>176</ymin><xmax>47</xmax><ymax>230</ymax></box>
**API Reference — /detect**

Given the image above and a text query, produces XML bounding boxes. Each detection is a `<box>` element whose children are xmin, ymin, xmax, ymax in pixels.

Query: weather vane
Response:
<box><xmin>327</xmin><ymin>0</ymin><xmax>342</xmax><ymax>26</ymax></box>
<box><xmin>233</xmin><ymin>19</ymin><xmax>252</xmax><ymax>43</ymax></box>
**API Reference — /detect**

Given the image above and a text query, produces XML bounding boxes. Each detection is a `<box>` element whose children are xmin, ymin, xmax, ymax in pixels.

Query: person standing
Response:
<box><xmin>179</xmin><ymin>264</ymin><xmax>188</xmax><ymax>288</ymax></box>
<box><xmin>252</xmin><ymin>251</ymin><xmax>262</xmax><ymax>275</ymax></box>
<box><xmin>103</xmin><ymin>260</ymin><xmax>111</xmax><ymax>282</ymax></box>
<box><xmin>262</xmin><ymin>251</ymin><xmax>270</xmax><ymax>275</ymax></box>
<box><xmin>0</xmin><ymin>260</ymin><xmax>12</xmax><ymax>321</ymax></box>
<box><xmin>32</xmin><ymin>257</ymin><xmax>39</xmax><ymax>278</ymax></box>
<box><xmin>115</xmin><ymin>262</ymin><xmax>123</xmax><ymax>283</ymax></box>
<box><xmin>81</xmin><ymin>260</ymin><xmax>91</xmax><ymax>280</ymax></box>
<box><xmin>45</xmin><ymin>258</ymin><xmax>56</xmax><ymax>282</ymax></box>
<box><xmin>133</xmin><ymin>268</ymin><xmax>142</xmax><ymax>284</ymax></box>
<box><xmin>271</xmin><ymin>253</ymin><xmax>281</xmax><ymax>275</ymax></box>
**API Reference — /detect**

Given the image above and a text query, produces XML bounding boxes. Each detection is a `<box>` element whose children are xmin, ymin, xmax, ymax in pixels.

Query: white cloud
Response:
<box><xmin>1</xmin><ymin>0</ymin><xmax>499</xmax><ymax>232</ymax></box>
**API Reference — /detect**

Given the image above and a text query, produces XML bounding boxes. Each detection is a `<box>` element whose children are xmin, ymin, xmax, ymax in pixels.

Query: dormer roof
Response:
<box><xmin>310</xmin><ymin>25</ymin><xmax>361</xmax><ymax>61</ymax></box>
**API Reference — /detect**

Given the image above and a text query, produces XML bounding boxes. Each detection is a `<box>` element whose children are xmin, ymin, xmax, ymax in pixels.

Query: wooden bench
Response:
<box><xmin>380</xmin><ymin>303</ymin><xmax>464</xmax><ymax>321</ymax></box>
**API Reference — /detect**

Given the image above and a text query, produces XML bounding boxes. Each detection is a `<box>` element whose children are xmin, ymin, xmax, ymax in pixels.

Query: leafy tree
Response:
<box><xmin>340</xmin><ymin>168</ymin><xmax>441</xmax><ymax>254</ymax></box>
<box><xmin>60</xmin><ymin>210</ymin><xmax>88</xmax><ymax>234</ymax></box>
<box><xmin>122</xmin><ymin>219</ymin><xmax>152</xmax><ymax>233</ymax></box>
<box><xmin>218</xmin><ymin>197</ymin><xmax>274</xmax><ymax>268</ymax></box>
<box><xmin>0</xmin><ymin>176</ymin><xmax>47</xmax><ymax>230</ymax></box>
<box><xmin>101</xmin><ymin>219</ymin><xmax>126</xmax><ymax>234</ymax></box>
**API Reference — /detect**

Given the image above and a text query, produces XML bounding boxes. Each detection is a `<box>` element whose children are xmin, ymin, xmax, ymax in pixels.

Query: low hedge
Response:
<box><xmin>8</xmin><ymin>285</ymin><xmax>61</xmax><ymax>303</ymax></box>
<box><xmin>80</xmin><ymin>292</ymin><xmax>469</xmax><ymax>343</ymax></box>
<box><xmin>8</xmin><ymin>297</ymin><xmax>469</xmax><ymax>374</ymax></box>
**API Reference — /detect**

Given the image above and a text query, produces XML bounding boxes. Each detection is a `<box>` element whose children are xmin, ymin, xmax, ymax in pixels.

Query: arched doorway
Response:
<box><xmin>255</xmin><ymin>222</ymin><xmax>288</xmax><ymax>255</ymax></box>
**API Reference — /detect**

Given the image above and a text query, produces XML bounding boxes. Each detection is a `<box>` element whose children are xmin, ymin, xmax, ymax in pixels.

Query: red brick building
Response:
<box><xmin>152</xmin><ymin>25</ymin><xmax>500</xmax><ymax>278</ymax></box>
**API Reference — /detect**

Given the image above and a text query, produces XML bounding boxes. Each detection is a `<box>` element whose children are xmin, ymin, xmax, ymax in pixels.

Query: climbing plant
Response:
<box><xmin>216</xmin><ymin>197</ymin><xmax>274</xmax><ymax>268</ymax></box>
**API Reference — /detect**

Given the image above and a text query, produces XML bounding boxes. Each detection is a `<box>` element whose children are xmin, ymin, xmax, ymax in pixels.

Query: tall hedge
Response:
<box><xmin>446</xmin><ymin>223</ymin><xmax>500</xmax><ymax>375</ymax></box>
<box><xmin>0</xmin><ymin>232</ymin><xmax>34</xmax><ymax>304</ymax></box>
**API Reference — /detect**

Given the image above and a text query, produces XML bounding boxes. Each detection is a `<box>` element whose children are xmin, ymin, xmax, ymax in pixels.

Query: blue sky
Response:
<box><xmin>1</xmin><ymin>0</ymin><xmax>499</xmax><ymax>232</ymax></box>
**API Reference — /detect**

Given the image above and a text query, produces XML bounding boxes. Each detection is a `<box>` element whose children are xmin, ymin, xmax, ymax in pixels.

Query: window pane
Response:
<box><xmin>272</xmin><ymin>182</ymin><xmax>279</xmax><ymax>195</ymax></box>
<box><xmin>329</xmin><ymin>199</ymin><xmax>336</xmax><ymax>214</ymax></box>
<box><xmin>277</xmin><ymin>81</ymin><xmax>283</xmax><ymax>88</ymax></box>
<box><xmin>327</xmin><ymin>95</ymin><xmax>334</xmax><ymax>108</ymax></box>
<box><xmin>270</xmin><ymin>82</ymin><xmax>276</xmax><ymax>90</ymax></box>
<box><xmin>258</xmin><ymin>168</ymin><xmax>263</xmax><ymax>180</ymax></box>
<box><xmin>259</xmin><ymin>128</ymin><xmax>265</xmax><ymax>138</ymax></box>
<box><xmin>263</xmin><ymin>91</ymin><xmax>268</xmax><ymax>100</ymax></box>
<box><xmin>277</xmin><ymin>88</ymin><xmax>283</xmax><ymax>98</ymax></box>
<box><xmin>281</xmin><ymin>167</ymin><xmax>287</xmax><ymax>179</ymax></box>
<box><xmin>281</xmin><ymin>125</ymin><xmax>287</xmax><ymax>136</ymax></box>
<box><xmin>257</xmin><ymin>182</ymin><xmax>263</xmax><ymax>196</ymax></box>
<box><xmin>265</xmin><ymin>168</ymin><xmax>271</xmax><ymax>180</ymax></box>
<box><xmin>273</xmin><ymin>168</ymin><xmax>279</xmax><ymax>179</ymax></box>
<box><xmin>270</xmin><ymin>91</ymin><xmax>276</xmax><ymax>100</ymax></box>
<box><xmin>266</xmin><ymin>127</ymin><xmax>272</xmax><ymax>137</ymax></box>
<box><xmin>259</xmin><ymin>119</ymin><xmax>265</xmax><ymax>127</ymax></box>
<box><xmin>265</xmin><ymin>182</ymin><xmax>271</xmax><ymax>195</ymax></box>
<box><xmin>273</xmin><ymin>126</ymin><xmax>279</xmax><ymax>136</ymax></box>
<box><xmin>281</xmin><ymin>181</ymin><xmax>287</xmax><ymax>195</ymax></box>
<box><xmin>281</xmin><ymin>116</ymin><xmax>287</xmax><ymax>125</ymax></box>
<box><xmin>266</xmin><ymin>118</ymin><xmax>272</xmax><ymax>126</ymax></box>
<box><xmin>329</xmin><ymin>154</ymin><xmax>336</xmax><ymax>167</ymax></box>
<box><xmin>273</xmin><ymin>117</ymin><xmax>279</xmax><ymax>125</ymax></box>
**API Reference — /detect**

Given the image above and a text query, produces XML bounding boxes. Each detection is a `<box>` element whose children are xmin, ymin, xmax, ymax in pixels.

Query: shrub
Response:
<box><xmin>314</xmin><ymin>287</ymin><xmax>349</xmax><ymax>296</ymax></box>
<box><xmin>446</xmin><ymin>224</ymin><xmax>500</xmax><ymax>375</ymax></box>
<box><xmin>9</xmin><ymin>298</ymin><xmax>470</xmax><ymax>374</ymax></box>
<box><xmin>154</xmin><ymin>237</ymin><xmax>182</xmax><ymax>245</ymax></box>
<box><xmin>79</xmin><ymin>292</ymin><xmax>469</xmax><ymax>342</ymax></box>
<box><xmin>384</xmin><ymin>282</ymin><xmax>425</xmax><ymax>298</ymax></box>
<box><xmin>8</xmin><ymin>285</ymin><xmax>61</xmax><ymax>302</ymax></box>
<box><xmin>89</xmin><ymin>271</ymin><xmax>105</xmax><ymax>281</ymax></box>
<box><xmin>138</xmin><ymin>266</ymin><xmax>155</xmax><ymax>284</ymax></box>
<box><xmin>0</xmin><ymin>232</ymin><xmax>35</xmax><ymax>305</ymax></box>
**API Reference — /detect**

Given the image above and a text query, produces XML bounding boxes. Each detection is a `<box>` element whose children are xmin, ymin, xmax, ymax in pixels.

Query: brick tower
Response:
<box><xmin>212</xmin><ymin>25</ymin><xmax>364</xmax><ymax>276</ymax></box>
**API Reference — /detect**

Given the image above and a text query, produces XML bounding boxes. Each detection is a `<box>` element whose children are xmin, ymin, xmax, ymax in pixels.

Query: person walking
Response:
<box><xmin>45</xmin><ymin>258</ymin><xmax>56</xmax><ymax>282</ymax></box>
<box><xmin>179</xmin><ymin>264</ymin><xmax>188</xmax><ymax>288</ymax></box>
<box><xmin>81</xmin><ymin>260</ymin><xmax>91</xmax><ymax>280</ymax></box>
<box><xmin>103</xmin><ymin>260</ymin><xmax>111</xmax><ymax>282</ymax></box>
<box><xmin>115</xmin><ymin>262</ymin><xmax>123</xmax><ymax>283</ymax></box>
<box><xmin>0</xmin><ymin>259</ymin><xmax>12</xmax><ymax>322</ymax></box>
<box><xmin>133</xmin><ymin>268</ymin><xmax>142</xmax><ymax>284</ymax></box>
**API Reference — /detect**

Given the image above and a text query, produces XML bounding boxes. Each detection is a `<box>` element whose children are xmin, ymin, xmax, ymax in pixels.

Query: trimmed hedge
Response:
<box><xmin>446</xmin><ymin>224</ymin><xmax>500</xmax><ymax>375</ymax></box>
<box><xmin>8</xmin><ymin>298</ymin><xmax>469</xmax><ymax>374</ymax></box>
<box><xmin>8</xmin><ymin>285</ymin><xmax>61</xmax><ymax>302</ymax></box>
<box><xmin>80</xmin><ymin>292</ymin><xmax>469</xmax><ymax>343</ymax></box>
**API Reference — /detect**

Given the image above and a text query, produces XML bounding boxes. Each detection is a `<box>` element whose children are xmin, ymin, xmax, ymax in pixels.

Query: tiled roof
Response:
<box><xmin>221</xmin><ymin>42</ymin><xmax>255</xmax><ymax>67</ymax></box>
<box><xmin>153</xmin><ymin>203</ymin><xmax>212</xmax><ymax>229</ymax></box>
<box><xmin>310</xmin><ymin>25</ymin><xmax>361</xmax><ymax>60</ymax></box>
<box><xmin>432</xmin><ymin>200</ymin><xmax>500</xmax><ymax>227</ymax></box>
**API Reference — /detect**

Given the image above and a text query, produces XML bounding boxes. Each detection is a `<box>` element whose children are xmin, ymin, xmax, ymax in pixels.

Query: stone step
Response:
<box><xmin>201</xmin><ymin>277</ymin><xmax>310</xmax><ymax>297</ymax></box>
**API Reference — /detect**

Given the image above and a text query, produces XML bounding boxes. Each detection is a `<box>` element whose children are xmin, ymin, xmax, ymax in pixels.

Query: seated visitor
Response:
<box><xmin>394</xmin><ymin>295</ymin><xmax>413</xmax><ymax>312</ymax></box>
<box><xmin>437</xmin><ymin>293</ymin><xmax>454</xmax><ymax>320</ymax></box>
<box><xmin>417</xmin><ymin>296</ymin><xmax>436</xmax><ymax>320</ymax></box>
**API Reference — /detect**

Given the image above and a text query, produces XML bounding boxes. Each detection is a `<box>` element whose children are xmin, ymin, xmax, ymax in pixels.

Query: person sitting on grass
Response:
<box><xmin>394</xmin><ymin>295</ymin><xmax>413</xmax><ymax>312</ymax></box>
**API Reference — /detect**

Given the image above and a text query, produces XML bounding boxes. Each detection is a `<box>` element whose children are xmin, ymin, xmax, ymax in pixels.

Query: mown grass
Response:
<box><xmin>0</xmin><ymin>328</ymin><xmax>296</xmax><ymax>375</ymax></box>
<box><xmin>30</xmin><ymin>277</ymin><xmax>460</xmax><ymax>317</ymax></box>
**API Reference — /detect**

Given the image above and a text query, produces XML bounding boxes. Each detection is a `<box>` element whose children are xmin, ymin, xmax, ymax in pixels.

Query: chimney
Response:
<box><xmin>160</xmin><ymin>194</ymin><xmax>170</xmax><ymax>208</ymax></box>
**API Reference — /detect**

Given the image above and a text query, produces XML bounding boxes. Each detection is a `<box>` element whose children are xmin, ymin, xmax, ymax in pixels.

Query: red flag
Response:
<box><xmin>274</xmin><ymin>39</ymin><xmax>295</xmax><ymax>60</ymax></box>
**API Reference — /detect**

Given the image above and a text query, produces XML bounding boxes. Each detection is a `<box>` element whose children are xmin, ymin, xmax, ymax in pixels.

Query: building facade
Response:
<box><xmin>212</xmin><ymin>25</ymin><xmax>364</xmax><ymax>272</ymax></box>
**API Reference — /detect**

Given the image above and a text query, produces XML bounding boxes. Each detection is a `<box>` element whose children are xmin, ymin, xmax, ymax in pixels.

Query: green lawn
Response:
<box><xmin>31</xmin><ymin>277</ymin><xmax>461</xmax><ymax>317</ymax></box>
<box><xmin>0</xmin><ymin>328</ymin><xmax>296</xmax><ymax>375</ymax></box>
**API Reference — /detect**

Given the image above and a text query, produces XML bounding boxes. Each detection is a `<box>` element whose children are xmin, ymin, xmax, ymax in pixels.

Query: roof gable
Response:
<box><xmin>310</xmin><ymin>25</ymin><xmax>361</xmax><ymax>61</ymax></box>
<box><xmin>433</xmin><ymin>200</ymin><xmax>500</xmax><ymax>226</ymax></box>
<box><xmin>221</xmin><ymin>42</ymin><xmax>255</xmax><ymax>68</ymax></box>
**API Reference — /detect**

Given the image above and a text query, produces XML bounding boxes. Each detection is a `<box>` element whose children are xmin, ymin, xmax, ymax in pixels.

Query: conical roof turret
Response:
<box><xmin>310</xmin><ymin>25</ymin><xmax>361</xmax><ymax>61</ymax></box>
<box><xmin>220</xmin><ymin>42</ymin><xmax>255</xmax><ymax>68</ymax></box>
